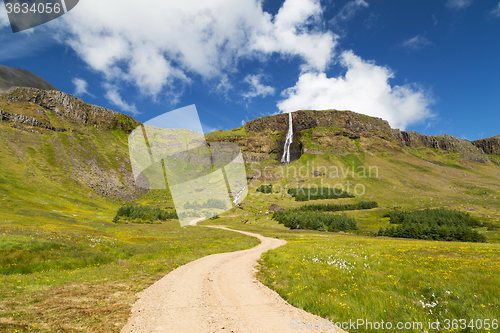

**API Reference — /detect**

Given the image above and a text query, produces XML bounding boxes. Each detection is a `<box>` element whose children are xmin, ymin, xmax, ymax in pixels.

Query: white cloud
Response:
<box><xmin>72</xmin><ymin>77</ymin><xmax>93</xmax><ymax>96</ymax></box>
<box><xmin>250</xmin><ymin>0</ymin><xmax>337</xmax><ymax>72</ymax></box>
<box><xmin>0</xmin><ymin>3</ymin><xmax>10</xmax><ymax>29</ymax></box>
<box><xmin>54</xmin><ymin>0</ymin><xmax>336</xmax><ymax>103</ymax></box>
<box><xmin>277</xmin><ymin>51</ymin><xmax>433</xmax><ymax>130</ymax></box>
<box><xmin>242</xmin><ymin>74</ymin><xmax>275</xmax><ymax>100</ymax></box>
<box><xmin>215</xmin><ymin>74</ymin><xmax>233</xmax><ymax>97</ymax></box>
<box><xmin>103</xmin><ymin>84</ymin><xmax>140</xmax><ymax>116</ymax></box>
<box><xmin>446</xmin><ymin>0</ymin><xmax>473</xmax><ymax>9</ymax></box>
<box><xmin>330</xmin><ymin>0</ymin><xmax>369</xmax><ymax>28</ymax></box>
<box><xmin>490</xmin><ymin>2</ymin><xmax>500</xmax><ymax>17</ymax></box>
<box><xmin>402</xmin><ymin>35</ymin><xmax>432</xmax><ymax>50</ymax></box>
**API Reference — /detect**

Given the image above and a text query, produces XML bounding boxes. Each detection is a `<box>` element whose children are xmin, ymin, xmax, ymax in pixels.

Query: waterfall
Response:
<box><xmin>232</xmin><ymin>186</ymin><xmax>246</xmax><ymax>206</ymax></box>
<box><xmin>281</xmin><ymin>112</ymin><xmax>293</xmax><ymax>164</ymax></box>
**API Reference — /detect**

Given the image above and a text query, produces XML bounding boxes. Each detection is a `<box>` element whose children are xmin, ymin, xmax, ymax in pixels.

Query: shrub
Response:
<box><xmin>298</xmin><ymin>201</ymin><xmax>378</xmax><ymax>212</ymax></box>
<box><xmin>273</xmin><ymin>211</ymin><xmax>357</xmax><ymax>232</ymax></box>
<box><xmin>378</xmin><ymin>208</ymin><xmax>486</xmax><ymax>242</ymax></box>
<box><xmin>287</xmin><ymin>187</ymin><xmax>354</xmax><ymax>201</ymax></box>
<box><xmin>113</xmin><ymin>205</ymin><xmax>178</xmax><ymax>223</ymax></box>
<box><xmin>184</xmin><ymin>198</ymin><xmax>228</xmax><ymax>210</ymax></box>
<box><xmin>256</xmin><ymin>184</ymin><xmax>273</xmax><ymax>194</ymax></box>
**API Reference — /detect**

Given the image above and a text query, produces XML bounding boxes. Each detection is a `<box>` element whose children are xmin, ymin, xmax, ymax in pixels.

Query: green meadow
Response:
<box><xmin>257</xmin><ymin>235</ymin><xmax>500</xmax><ymax>333</ymax></box>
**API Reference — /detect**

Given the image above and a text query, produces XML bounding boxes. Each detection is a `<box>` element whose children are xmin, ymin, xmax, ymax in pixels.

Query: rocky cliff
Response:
<box><xmin>210</xmin><ymin>109</ymin><xmax>493</xmax><ymax>163</ymax></box>
<box><xmin>1</xmin><ymin>87</ymin><xmax>139</xmax><ymax>133</ymax></box>
<box><xmin>392</xmin><ymin>131</ymin><xmax>489</xmax><ymax>162</ymax></box>
<box><xmin>473</xmin><ymin>136</ymin><xmax>500</xmax><ymax>156</ymax></box>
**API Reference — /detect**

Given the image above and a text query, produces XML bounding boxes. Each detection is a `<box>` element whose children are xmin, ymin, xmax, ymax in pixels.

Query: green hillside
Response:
<box><xmin>205</xmin><ymin>114</ymin><xmax>500</xmax><ymax>242</ymax></box>
<box><xmin>0</xmin><ymin>91</ymin><xmax>259</xmax><ymax>332</ymax></box>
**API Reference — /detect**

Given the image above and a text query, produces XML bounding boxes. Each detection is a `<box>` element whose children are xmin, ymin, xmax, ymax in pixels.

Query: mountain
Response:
<box><xmin>1</xmin><ymin>85</ymin><xmax>499</xmax><ymax>238</ymax></box>
<box><xmin>0</xmin><ymin>86</ymin><xmax>143</xmax><ymax>218</ymax></box>
<box><xmin>0</xmin><ymin>65</ymin><xmax>58</xmax><ymax>93</ymax></box>
<box><xmin>206</xmin><ymin>110</ymin><xmax>495</xmax><ymax>164</ymax></box>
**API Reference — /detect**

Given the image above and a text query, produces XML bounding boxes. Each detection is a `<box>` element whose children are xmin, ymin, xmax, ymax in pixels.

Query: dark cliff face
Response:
<box><xmin>1</xmin><ymin>87</ymin><xmax>139</xmax><ymax>133</ymax></box>
<box><xmin>393</xmin><ymin>131</ymin><xmax>489</xmax><ymax>162</ymax></box>
<box><xmin>473</xmin><ymin>136</ymin><xmax>500</xmax><ymax>155</ymax></box>
<box><xmin>244</xmin><ymin>110</ymin><xmax>396</xmax><ymax>162</ymax></box>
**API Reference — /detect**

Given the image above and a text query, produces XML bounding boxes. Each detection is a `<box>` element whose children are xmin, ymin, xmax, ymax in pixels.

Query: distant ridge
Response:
<box><xmin>0</xmin><ymin>65</ymin><xmax>58</xmax><ymax>93</ymax></box>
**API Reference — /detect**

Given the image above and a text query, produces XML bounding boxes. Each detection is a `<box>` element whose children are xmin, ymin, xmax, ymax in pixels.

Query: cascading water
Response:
<box><xmin>281</xmin><ymin>112</ymin><xmax>293</xmax><ymax>164</ymax></box>
<box><xmin>232</xmin><ymin>186</ymin><xmax>246</xmax><ymax>206</ymax></box>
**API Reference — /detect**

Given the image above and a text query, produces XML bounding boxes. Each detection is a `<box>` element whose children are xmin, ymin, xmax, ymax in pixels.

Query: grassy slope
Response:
<box><xmin>234</xmin><ymin>138</ymin><xmax>500</xmax><ymax>241</ymax></box>
<box><xmin>0</xmin><ymin>119</ymin><xmax>259</xmax><ymax>332</ymax></box>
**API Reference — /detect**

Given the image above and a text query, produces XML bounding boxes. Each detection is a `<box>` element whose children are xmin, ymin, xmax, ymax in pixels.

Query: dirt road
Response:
<box><xmin>121</xmin><ymin>226</ymin><xmax>346</xmax><ymax>333</ymax></box>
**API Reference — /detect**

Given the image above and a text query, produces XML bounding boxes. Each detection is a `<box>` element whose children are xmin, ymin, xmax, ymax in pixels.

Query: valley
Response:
<box><xmin>0</xmin><ymin>86</ymin><xmax>499</xmax><ymax>332</ymax></box>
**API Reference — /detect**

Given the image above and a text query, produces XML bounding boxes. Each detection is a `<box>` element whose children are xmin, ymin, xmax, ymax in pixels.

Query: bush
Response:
<box><xmin>184</xmin><ymin>198</ymin><xmax>228</xmax><ymax>210</ymax></box>
<box><xmin>113</xmin><ymin>205</ymin><xmax>178</xmax><ymax>223</ymax></box>
<box><xmin>387</xmin><ymin>208</ymin><xmax>482</xmax><ymax>227</ymax></box>
<box><xmin>287</xmin><ymin>187</ymin><xmax>354</xmax><ymax>201</ymax></box>
<box><xmin>298</xmin><ymin>201</ymin><xmax>378</xmax><ymax>212</ymax></box>
<box><xmin>273</xmin><ymin>210</ymin><xmax>357</xmax><ymax>232</ymax></box>
<box><xmin>378</xmin><ymin>208</ymin><xmax>486</xmax><ymax>242</ymax></box>
<box><xmin>256</xmin><ymin>184</ymin><xmax>273</xmax><ymax>194</ymax></box>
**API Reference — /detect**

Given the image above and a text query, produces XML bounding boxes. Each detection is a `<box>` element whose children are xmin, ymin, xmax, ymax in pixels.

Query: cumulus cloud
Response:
<box><xmin>55</xmin><ymin>0</ymin><xmax>336</xmax><ymax>103</ymax></box>
<box><xmin>242</xmin><ymin>74</ymin><xmax>275</xmax><ymax>100</ymax></box>
<box><xmin>103</xmin><ymin>84</ymin><xmax>140</xmax><ymax>116</ymax></box>
<box><xmin>251</xmin><ymin>0</ymin><xmax>337</xmax><ymax>72</ymax></box>
<box><xmin>402</xmin><ymin>35</ymin><xmax>432</xmax><ymax>50</ymax></box>
<box><xmin>277</xmin><ymin>51</ymin><xmax>433</xmax><ymax>130</ymax></box>
<box><xmin>330</xmin><ymin>0</ymin><xmax>369</xmax><ymax>28</ymax></box>
<box><xmin>490</xmin><ymin>2</ymin><xmax>500</xmax><ymax>17</ymax></box>
<box><xmin>0</xmin><ymin>4</ymin><xmax>10</xmax><ymax>29</ymax></box>
<box><xmin>72</xmin><ymin>78</ymin><xmax>93</xmax><ymax>96</ymax></box>
<box><xmin>446</xmin><ymin>0</ymin><xmax>473</xmax><ymax>9</ymax></box>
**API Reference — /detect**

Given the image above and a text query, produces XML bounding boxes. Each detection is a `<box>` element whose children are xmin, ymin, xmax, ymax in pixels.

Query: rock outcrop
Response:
<box><xmin>473</xmin><ymin>136</ymin><xmax>500</xmax><ymax>155</ymax></box>
<box><xmin>245</xmin><ymin>110</ymin><xmax>393</xmax><ymax>137</ymax></box>
<box><xmin>1</xmin><ymin>87</ymin><xmax>139</xmax><ymax>133</ymax></box>
<box><xmin>0</xmin><ymin>108</ymin><xmax>66</xmax><ymax>132</ymax></box>
<box><xmin>393</xmin><ymin>130</ymin><xmax>489</xmax><ymax>162</ymax></box>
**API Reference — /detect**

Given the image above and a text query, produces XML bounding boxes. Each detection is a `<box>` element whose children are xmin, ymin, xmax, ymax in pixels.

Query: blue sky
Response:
<box><xmin>0</xmin><ymin>0</ymin><xmax>499</xmax><ymax>140</ymax></box>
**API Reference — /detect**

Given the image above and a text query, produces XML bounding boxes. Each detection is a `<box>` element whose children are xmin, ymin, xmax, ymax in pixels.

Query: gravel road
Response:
<box><xmin>121</xmin><ymin>226</ymin><xmax>346</xmax><ymax>333</ymax></box>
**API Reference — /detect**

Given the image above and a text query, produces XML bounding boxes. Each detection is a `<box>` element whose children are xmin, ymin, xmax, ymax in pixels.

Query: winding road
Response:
<box><xmin>121</xmin><ymin>226</ymin><xmax>346</xmax><ymax>333</ymax></box>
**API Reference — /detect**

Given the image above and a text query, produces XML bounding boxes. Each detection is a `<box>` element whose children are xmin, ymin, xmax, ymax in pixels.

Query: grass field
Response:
<box><xmin>0</xmin><ymin>216</ymin><xmax>259</xmax><ymax>332</ymax></box>
<box><xmin>257</xmin><ymin>234</ymin><xmax>500</xmax><ymax>333</ymax></box>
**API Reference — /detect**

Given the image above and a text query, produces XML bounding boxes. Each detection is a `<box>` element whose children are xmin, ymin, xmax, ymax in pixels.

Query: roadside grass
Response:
<box><xmin>0</xmin><ymin>219</ymin><xmax>259</xmax><ymax>332</ymax></box>
<box><xmin>257</xmin><ymin>234</ymin><xmax>500</xmax><ymax>333</ymax></box>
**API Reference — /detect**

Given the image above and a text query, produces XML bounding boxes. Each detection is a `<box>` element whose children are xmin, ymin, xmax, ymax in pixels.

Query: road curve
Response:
<box><xmin>121</xmin><ymin>226</ymin><xmax>346</xmax><ymax>333</ymax></box>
